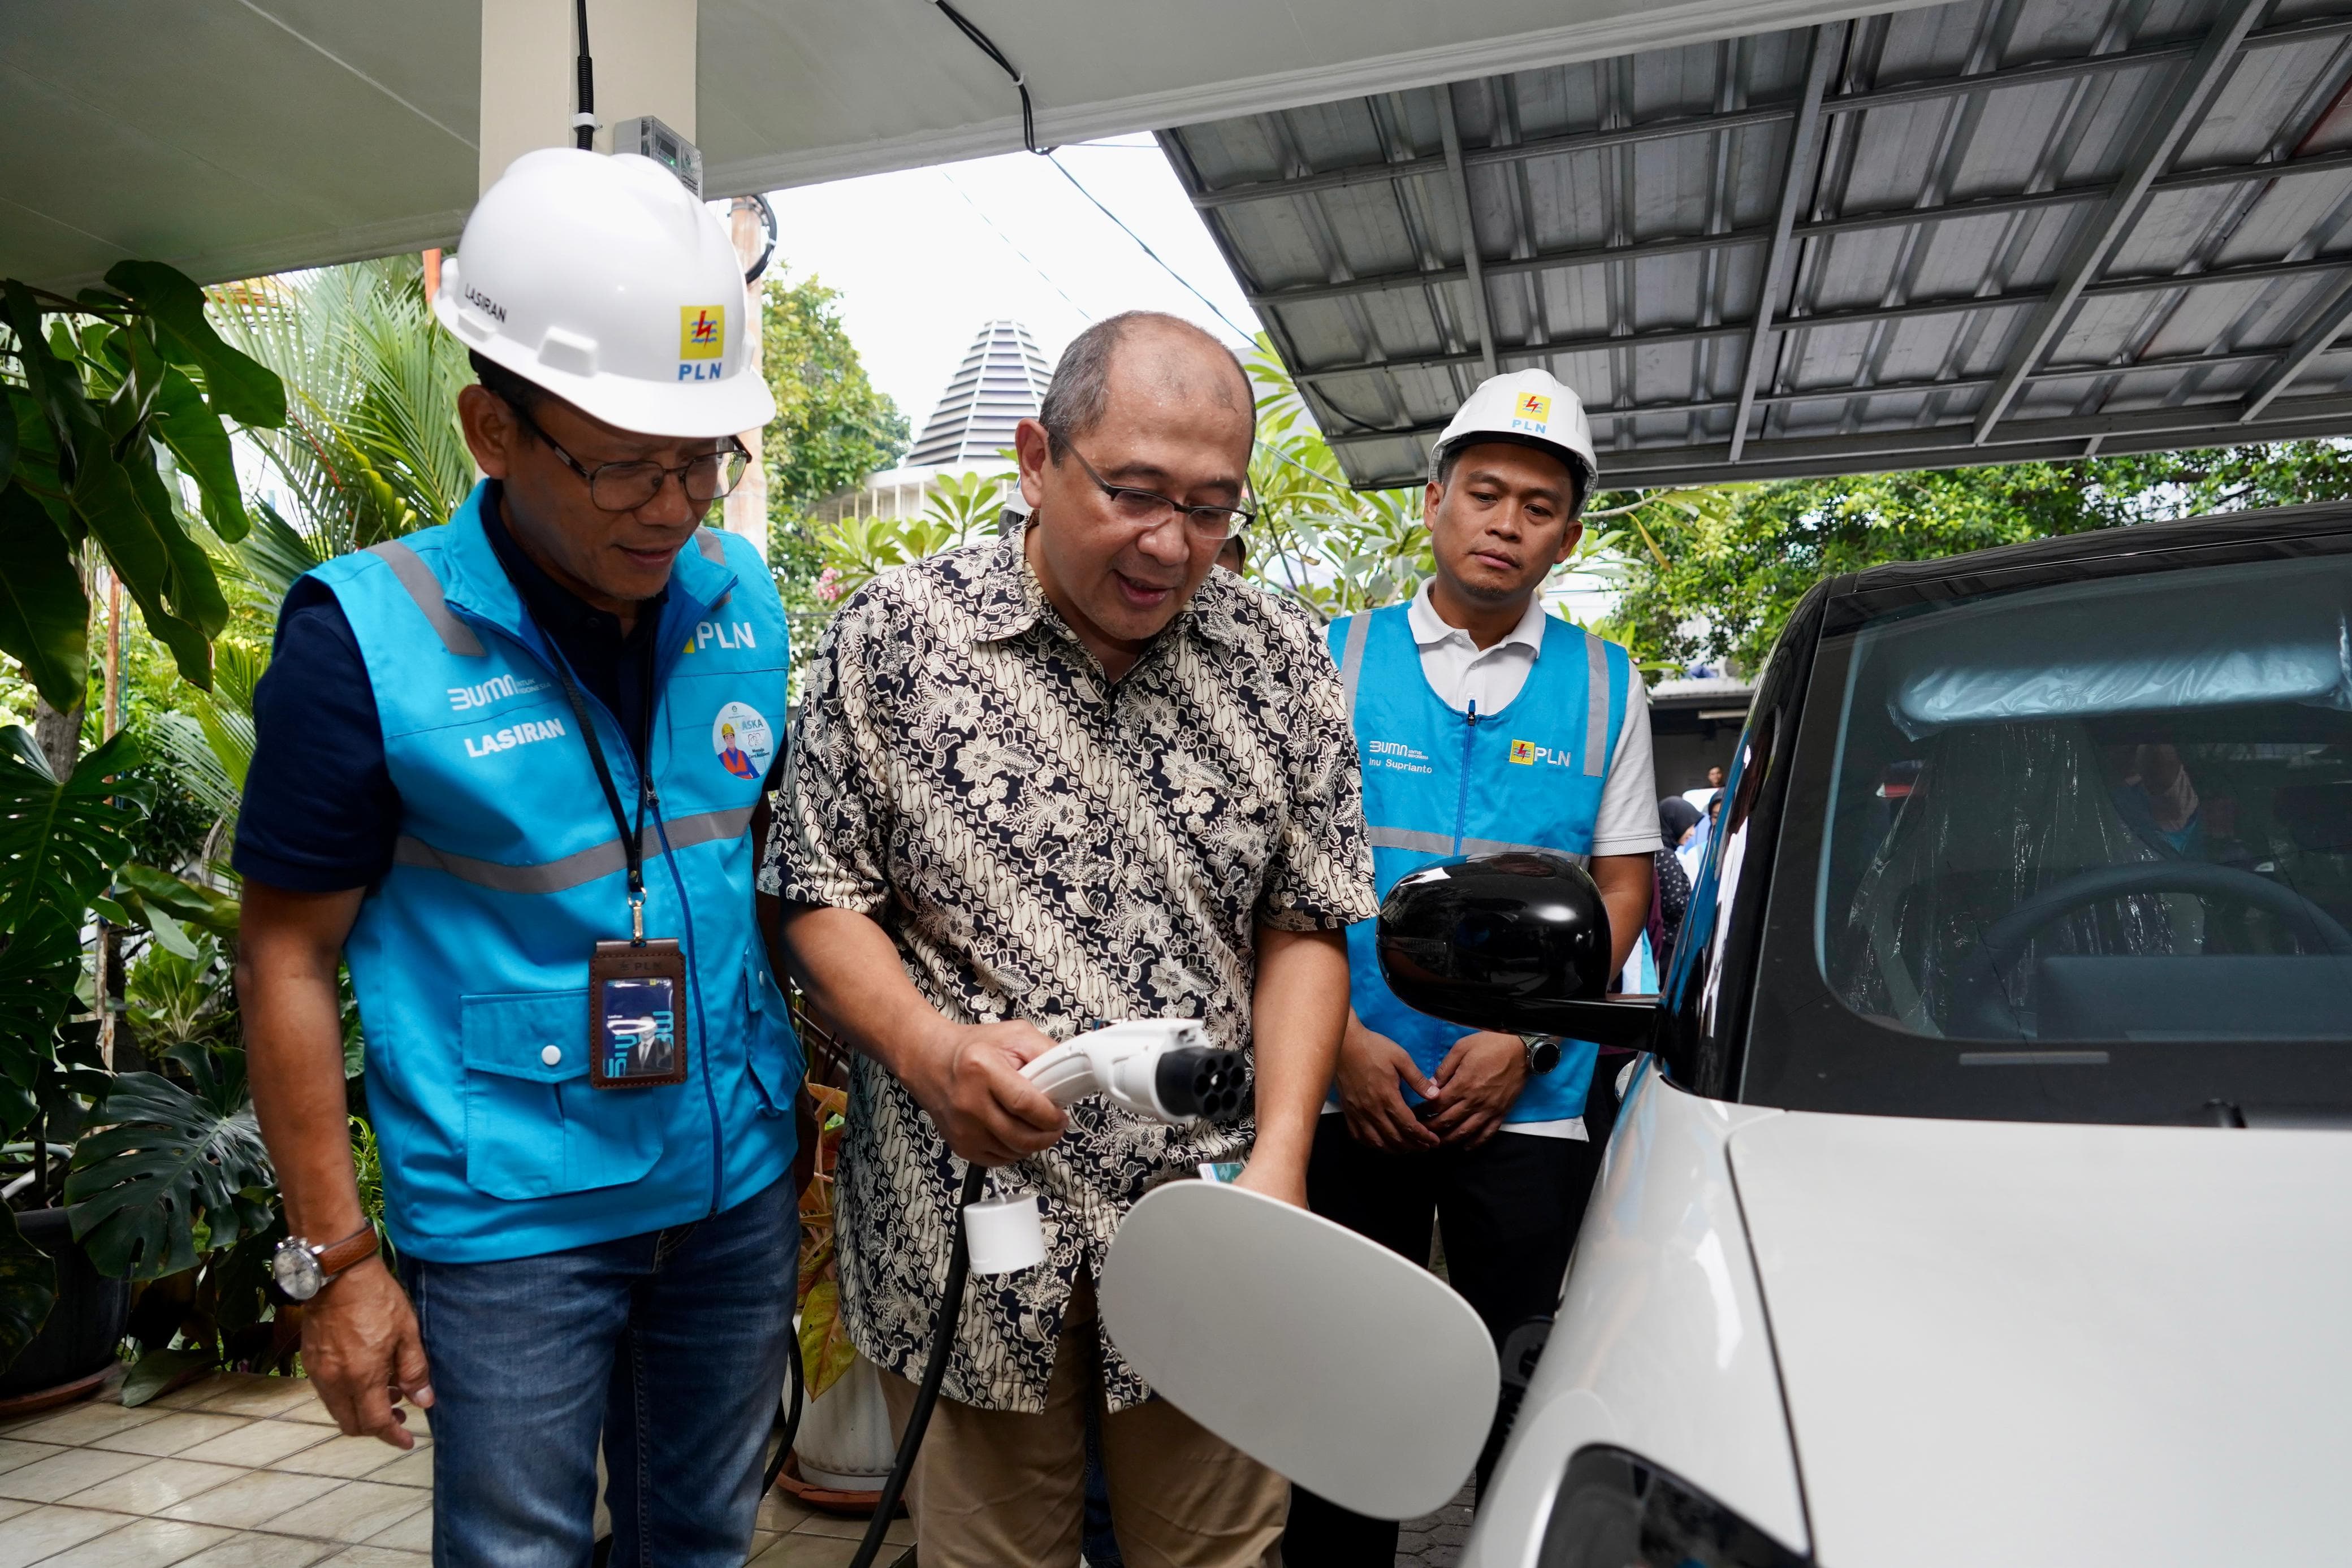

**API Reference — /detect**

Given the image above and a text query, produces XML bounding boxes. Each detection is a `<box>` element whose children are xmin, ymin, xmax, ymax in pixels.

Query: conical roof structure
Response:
<box><xmin>906</xmin><ymin>320</ymin><xmax>1053</xmax><ymax>470</ymax></box>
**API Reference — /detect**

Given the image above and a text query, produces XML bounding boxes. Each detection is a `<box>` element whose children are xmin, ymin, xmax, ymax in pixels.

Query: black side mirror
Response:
<box><xmin>1375</xmin><ymin>852</ymin><xmax>1657</xmax><ymax>1048</ymax></box>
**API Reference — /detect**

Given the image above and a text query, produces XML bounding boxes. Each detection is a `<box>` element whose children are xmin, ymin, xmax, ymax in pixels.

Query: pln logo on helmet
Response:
<box><xmin>1510</xmin><ymin>392</ymin><xmax>1552</xmax><ymax>433</ymax></box>
<box><xmin>679</xmin><ymin>305</ymin><xmax>726</xmax><ymax>382</ymax></box>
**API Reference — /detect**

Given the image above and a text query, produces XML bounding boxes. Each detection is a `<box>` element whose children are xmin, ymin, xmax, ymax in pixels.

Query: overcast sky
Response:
<box><xmin>762</xmin><ymin>136</ymin><xmax>1262</xmax><ymax>439</ymax></box>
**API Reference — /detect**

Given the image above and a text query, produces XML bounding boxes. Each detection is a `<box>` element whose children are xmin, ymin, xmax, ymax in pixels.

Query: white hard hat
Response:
<box><xmin>1431</xmin><ymin>370</ymin><xmax>1597</xmax><ymax>505</ymax></box>
<box><xmin>433</xmin><ymin>148</ymin><xmax>776</xmax><ymax>440</ymax></box>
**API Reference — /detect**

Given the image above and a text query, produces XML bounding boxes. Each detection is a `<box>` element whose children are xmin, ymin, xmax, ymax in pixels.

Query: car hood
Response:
<box><xmin>1726</xmin><ymin>1111</ymin><xmax>2352</xmax><ymax>1568</ymax></box>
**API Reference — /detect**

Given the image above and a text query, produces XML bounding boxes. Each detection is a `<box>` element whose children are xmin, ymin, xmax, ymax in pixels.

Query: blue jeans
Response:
<box><xmin>401</xmin><ymin>1175</ymin><xmax>796</xmax><ymax>1568</ymax></box>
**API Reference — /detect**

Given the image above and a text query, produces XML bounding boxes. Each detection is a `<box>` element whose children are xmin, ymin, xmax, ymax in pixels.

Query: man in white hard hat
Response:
<box><xmin>1289</xmin><ymin>370</ymin><xmax>1662</xmax><ymax>1565</ymax></box>
<box><xmin>235</xmin><ymin>149</ymin><xmax>799</xmax><ymax>1566</ymax></box>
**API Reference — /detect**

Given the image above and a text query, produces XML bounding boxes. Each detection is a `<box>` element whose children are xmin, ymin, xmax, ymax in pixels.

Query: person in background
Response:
<box><xmin>770</xmin><ymin>310</ymin><xmax>1374</xmax><ymax>1568</ymax></box>
<box><xmin>1653</xmin><ymin>797</ymin><xmax>1700</xmax><ymax>971</ymax></box>
<box><xmin>1680</xmin><ymin>762</ymin><xmax>1727</xmax><ymax>814</ymax></box>
<box><xmin>234</xmin><ymin>149</ymin><xmax>798</xmax><ymax>1565</ymax></box>
<box><xmin>1291</xmin><ymin>368</ymin><xmax>1659</xmax><ymax>1566</ymax></box>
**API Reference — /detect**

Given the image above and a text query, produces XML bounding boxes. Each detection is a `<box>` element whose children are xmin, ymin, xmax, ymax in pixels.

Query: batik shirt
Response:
<box><xmin>765</xmin><ymin>530</ymin><xmax>1376</xmax><ymax>1412</ymax></box>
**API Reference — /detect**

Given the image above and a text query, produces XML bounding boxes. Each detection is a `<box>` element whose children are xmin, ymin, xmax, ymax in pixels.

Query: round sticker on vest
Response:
<box><xmin>712</xmin><ymin>702</ymin><xmax>773</xmax><ymax>781</ymax></box>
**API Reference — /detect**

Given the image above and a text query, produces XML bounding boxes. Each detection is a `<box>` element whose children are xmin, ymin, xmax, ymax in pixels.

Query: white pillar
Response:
<box><xmin>478</xmin><ymin>0</ymin><xmax>698</xmax><ymax>194</ymax></box>
<box><xmin>723</xmin><ymin>198</ymin><xmax>772</xmax><ymax>562</ymax></box>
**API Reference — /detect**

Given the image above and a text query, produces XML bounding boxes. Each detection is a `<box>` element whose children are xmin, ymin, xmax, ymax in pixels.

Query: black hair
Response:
<box><xmin>468</xmin><ymin>349</ymin><xmax>551</xmax><ymax>419</ymax></box>
<box><xmin>1039</xmin><ymin>311</ymin><xmax>1255</xmax><ymax>460</ymax></box>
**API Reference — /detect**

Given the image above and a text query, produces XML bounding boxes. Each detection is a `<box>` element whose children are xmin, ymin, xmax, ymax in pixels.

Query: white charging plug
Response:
<box><xmin>963</xmin><ymin>1020</ymin><xmax>1248</xmax><ymax>1275</ymax></box>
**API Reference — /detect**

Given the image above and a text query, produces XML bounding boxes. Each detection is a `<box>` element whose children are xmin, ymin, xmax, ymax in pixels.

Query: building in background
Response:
<box><xmin>812</xmin><ymin>319</ymin><xmax>1050</xmax><ymax>526</ymax></box>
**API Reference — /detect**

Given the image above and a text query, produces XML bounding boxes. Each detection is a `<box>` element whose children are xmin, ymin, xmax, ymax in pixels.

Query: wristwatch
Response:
<box><xmin>272</xmin><ymin>1225</ymin><xmax>379</xmax><ymax>1302</ymax></box>
<box><xmin>1520</xmin><ymin>1033</ymin><xmax>1563</xmax><ymax>1076</ymax></box>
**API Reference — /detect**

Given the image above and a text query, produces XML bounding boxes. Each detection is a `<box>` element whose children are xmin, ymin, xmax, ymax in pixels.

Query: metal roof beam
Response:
<box><xmin>1186</xmin><ymin>14</ymin><xmax>2352</xmax><ymax>211</ymax></box>
<box><xmin>1969</xmin><ymin>0</ymin><xmax>2269</xmax><ymax>444</ymax></box>
<box><xmin>1731</xmin><ymin>21</ymin><xmax>1846</xmax><ymax>463</ymax></box>
<box><xmin>1248</xmin><ymin>146</ymin><xmax>2352</xmax><ymax>315</ymax></box>
<box><xmin>1325</xmin><ymin>343</ymin><xmax>2286</xmax><ymax>440</ymax></box>
<box><xmin>1434</xmin><ymin>92</ymin><xmax>1499</xmax><ymax>379</ymax></box>
<box><xmin>1293</xmin><ymin>249</ymin><xmax>2352</xmax><ymax>385</ymax></box>
<box><xmin>1330</xmin><ymin>393</ymin><xmax>2352</xmax><ymax>488</ymax></box>
<box><xmin>2238</xmin><ymin>274</ymin><xmax>2352</xmax><ymax>421</ymax></box>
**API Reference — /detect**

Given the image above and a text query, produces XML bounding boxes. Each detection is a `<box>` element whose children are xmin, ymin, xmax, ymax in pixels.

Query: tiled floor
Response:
<box><xmin>0</xmin><ymin>1372</ymin><xmax>912</xmax><ymax>1568</ymax></box>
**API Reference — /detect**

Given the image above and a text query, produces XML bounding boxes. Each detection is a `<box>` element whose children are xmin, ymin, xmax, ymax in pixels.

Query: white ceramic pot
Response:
<box><xmin>794</xmin><ymin>1352</ymin><xmax>896</xmax><ymax>1491</ymax></box>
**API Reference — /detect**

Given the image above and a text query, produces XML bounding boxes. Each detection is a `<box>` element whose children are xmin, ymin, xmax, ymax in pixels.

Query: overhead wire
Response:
<box><xmin>1046</xmin><ymin>154</ymin><xmax>1262</xmax><ymax>345</ymax></box>
<box><xmin>939</xmin><ymin>170</ymin><xmax>1093</xmax><ymax>319</ymax></box>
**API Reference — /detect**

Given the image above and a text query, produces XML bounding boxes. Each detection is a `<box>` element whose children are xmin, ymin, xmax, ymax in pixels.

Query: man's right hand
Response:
<box><xmin>898</xmin><ymin>1020</ymin><xmax>1067</xmax><ymax>1167</ymax></box>
<box><xmin>300</xmin><ymin>1257</ymin><xmax>433</xmax><ymax>1449</ymax></box>
<box><xmin>1334</xmin><ymin>1015</ymin><xmax>1439</xmax><ymax>1152</ymax></box>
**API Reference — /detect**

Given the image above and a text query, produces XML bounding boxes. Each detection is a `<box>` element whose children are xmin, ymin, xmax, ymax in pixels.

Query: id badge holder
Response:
<box><xmin>589</xmin><ymin>899</ymin><xmax>689</xmax><ymax>1090</ymax></box>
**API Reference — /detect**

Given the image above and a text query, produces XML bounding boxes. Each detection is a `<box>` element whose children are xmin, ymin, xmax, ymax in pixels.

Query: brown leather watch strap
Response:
<box><xmin>313</xmin><ymin>1225</ymin><xmax>379</xmax><ymax>1283</ymax></box>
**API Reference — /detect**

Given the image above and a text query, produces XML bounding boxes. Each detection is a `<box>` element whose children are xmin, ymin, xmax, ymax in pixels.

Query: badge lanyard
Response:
<box><xmin>545</xmin><ymin>630</ymin><xmax>691</xmax><ymax>1089</ymax></box>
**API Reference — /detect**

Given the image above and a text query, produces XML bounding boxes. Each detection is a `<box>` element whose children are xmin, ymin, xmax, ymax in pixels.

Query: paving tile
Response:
<box><xmin>87</xmin><ymin>1411</ymin><xmax>252</xmax><ymax>1458</ymax></box>
<box><xmin>755</xmin><ymin>1492</ymin><xmax>813</xmax><ymax>1532</ymax></box>
<box><xmin>0</xmin><ymin>1446</ymin><xmax>149</xmax><ymax>1503</ymax></box>
<box><xmin>262</xmin><ymin>1479</ymin><xmax>429</xmax><ymax>1544</ymax></box>
<box><xmin>192</xmin><ymin>1376</ymin><xmax>318</xmax><ymax>1419</ymax></box>
<box><xmin>268</xmin><ymin>1433</ymin><xmax>418</xmax><ymax>1480</ymax></box>
<box><xmin>0</xmin><ymin>1439</ymin><xmax>64</xmax><ymax>1476</ymax></box>
<box><xmin>175</xmin><ymin>1533</ymin><xmax>338</xmax><ymax>1568</ymax></box>
<box><xmin>277</xmin><ymin>1396</ymin><xmax>345</xmax><ymax>1427</ymax></box>
<box><xmin>746</xmin><ymin>1530</ymin><xmax>781</xmax><ymax>1561</ymax></box>
<box><xmin>364</xmin><ymin>1504</ymin><xmax>431</xmax><ymax>1551</ymax></box>
<box><xmin>363</xmin><ymin>1449</ymin><xmax>433</xmax><ymax>1489</ymax></box>
<box><xmin>0</xmin><ymin>1497</ymin><xmax>31</xmax><ymax>1524</ymax></box>
<box><xmin>62</xmin><ymin>1457</ymin><xmax>247</xmax><ymax>1515</ymax></box>
<box><xmin>143</xmin><ymin>1376</ymin><xmax>232</xmax><ymax>1411</ymax></box>
<box><xmin>33</xmin><ymin>1516</ymin><xmax>232</xmax><ymax>1567</ymax></box>
<box><xmin>175</xmin><ymin>1419</ymin><xmax>334</xmax><ymax>1469</ymax></box>
<box><xmin>161</xmin><ymin>1469</ymin><xmax>343</xmax><ymax>1530</ymax></box>
<box><xmin>5</xmin><ymin>1402</ymin><xmax>163</xmax><ymax>1448</ymax></box>
<box><xmin>0</xmin><ymin>1504</ymin><xmax>124</xmax><ymax>1568</ymax></box>
<box><xmin>746</xmin><ymin>1533</ymin><xmax>862</xmax><ymax>1568</ymax></box>
<box><xmin>310</xmin><ymin>1549</ymin><xmax>431</xmax><ymax>1568</ymax></box>
<box><xmin>789</xmin><ymin>1513</ymin><xmax>913</xmax><ymax>1545</ymax></box>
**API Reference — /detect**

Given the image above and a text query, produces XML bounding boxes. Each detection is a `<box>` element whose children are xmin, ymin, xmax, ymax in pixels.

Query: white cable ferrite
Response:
<box><xmin>965</xmin><ymin>1192</ymin><xmax>1047</xmax><ymax>1275</ymax></box>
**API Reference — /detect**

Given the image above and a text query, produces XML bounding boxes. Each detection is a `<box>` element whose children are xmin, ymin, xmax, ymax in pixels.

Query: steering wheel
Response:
<box><xmin>1949</xmin><ymin>861</ymin><xmax>2352</xmax><ymax>1038</ymax></box>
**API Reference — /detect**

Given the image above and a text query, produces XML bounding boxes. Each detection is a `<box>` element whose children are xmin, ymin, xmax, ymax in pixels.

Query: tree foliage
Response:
<box><xmin>759</xmin><ymin>273</ymin><xmax>910</xmax><ymax>610</ymax></box>
<box><xmin>1614</xmin><ymin>442</ymin><xmax>2352</xmax><ymax>673</ymax></box>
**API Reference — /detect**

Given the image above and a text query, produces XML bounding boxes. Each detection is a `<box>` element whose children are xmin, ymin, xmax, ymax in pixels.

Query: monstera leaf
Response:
<box><xmin>0</xmin><ymin>1206</ymin><xmax>58</xmax><ymax>1375</ymax></box>
<box><xmin>66</xmin><ymin>1052</ymin><xmax>275</xmax><ymax>1281</ymax></box>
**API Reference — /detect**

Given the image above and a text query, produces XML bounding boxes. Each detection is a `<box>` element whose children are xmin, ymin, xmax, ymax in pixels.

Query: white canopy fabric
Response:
<box><xmin>2</xmin><ymin>0</ymin><xmax>1886</xmax><ymax>292</ymax></box>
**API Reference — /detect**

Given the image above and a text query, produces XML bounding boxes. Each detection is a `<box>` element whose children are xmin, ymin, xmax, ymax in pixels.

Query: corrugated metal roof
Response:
<box><xmin>1160</xmin><ymin>0</ymin><xmax>2352</xmax><ymax>490</ymax></box>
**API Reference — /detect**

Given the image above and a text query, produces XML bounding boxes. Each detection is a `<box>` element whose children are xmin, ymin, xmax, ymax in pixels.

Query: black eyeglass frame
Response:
<box><xmin>507</xmin><ymin>401</ymin><xmax>751</xmax><ymax>513</ymax></box>
<box><xmin>1054</xmin><ymin>440</ymin><xmax>1257</xmax><ymax>542</ymax></box>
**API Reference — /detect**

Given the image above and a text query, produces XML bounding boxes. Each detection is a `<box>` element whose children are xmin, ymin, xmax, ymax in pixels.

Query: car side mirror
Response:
<box><xmin>1375</xmin><ymin>852</ymin><xmax>1657</xmax><ymax>1048</ymax></box>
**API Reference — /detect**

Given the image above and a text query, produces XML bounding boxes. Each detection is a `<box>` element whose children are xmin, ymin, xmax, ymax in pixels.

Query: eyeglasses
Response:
<box><xmin>1057</xmin><ymin>441</ymin><xmax>1255</xmax><ymax>543</ymax></box>
<box><xmin>510</xmin><ymin>404</ymin><xmax>750</xmax><ymax>512</ymax></box>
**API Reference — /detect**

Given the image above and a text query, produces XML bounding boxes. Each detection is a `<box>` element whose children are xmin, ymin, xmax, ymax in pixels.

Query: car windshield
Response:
<box><xmin>1750</xmin><ymin>545</ymin><xmax>2352</xmax><ymax>1123</ymax></box>
<box><xmin>1817</xmin><ymin>552</ymin><xmax>2352</xmax><ymax>1048</ymax></box>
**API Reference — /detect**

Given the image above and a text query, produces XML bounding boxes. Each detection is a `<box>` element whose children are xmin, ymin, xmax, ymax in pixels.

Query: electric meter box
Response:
<box><xmin>615</xmin><ymin>116</ymin><xmax>702</xmax><ymax>197</ymax></box>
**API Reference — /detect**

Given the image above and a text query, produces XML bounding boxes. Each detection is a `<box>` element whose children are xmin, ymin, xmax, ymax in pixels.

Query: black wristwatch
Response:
<box><xmin>1520</xmin><ymin>1033</ymin><xmax>1563</xmax><ymax>1076</ymax></box>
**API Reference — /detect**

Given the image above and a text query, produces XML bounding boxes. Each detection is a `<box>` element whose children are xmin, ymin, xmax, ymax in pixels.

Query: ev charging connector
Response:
<box><xmin>846</xmin><ymin>1019</ymin><xmax>1245</xmax><ymax>1568</ymax></box>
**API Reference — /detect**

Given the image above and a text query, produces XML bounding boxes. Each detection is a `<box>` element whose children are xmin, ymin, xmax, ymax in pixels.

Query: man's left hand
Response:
<box><xmin>1424</xmin><ymin>1032</ymin><xmax>1528</xmax><ymax>1149</ymax></box>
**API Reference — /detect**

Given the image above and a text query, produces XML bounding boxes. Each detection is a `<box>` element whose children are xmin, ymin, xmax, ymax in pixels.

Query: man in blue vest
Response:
<box><xmin>1287</xmin><ymin>370</ymin><xmax>1661</xmax><ymax>1565</ymax></box>
<box><xmin>234</xmin><ymin>149</ymin><xmax>799</xmax><ymax>1566</ymax></box>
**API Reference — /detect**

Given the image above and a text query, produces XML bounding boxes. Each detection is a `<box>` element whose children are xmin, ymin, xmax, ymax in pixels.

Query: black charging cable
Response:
<box><xmin>573</xmin><ymin>0</ymin><xmax>596</xmax><ymax>150</ymax></box>
<box><xmin>760</xmin><ymin>1323</ymin><xmax>807</xmax><ymax>1497</ymax></box>
<box><xmin>931</xmin><ymin>0</ymin><xmax>1051</xmax><ymax>155</ymax></box>
<box><xmin>846</xmin><ymin>1161</ymin><xmax>987</xmax><ymax>1568</ymax></box>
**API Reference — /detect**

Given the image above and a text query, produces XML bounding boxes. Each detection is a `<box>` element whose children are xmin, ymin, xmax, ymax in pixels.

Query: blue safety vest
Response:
<box><xmin>309</xmin><ymin>481</ymin><xmax>799</xmax><ymax>1263</ymax></box>
<box><xmin>1329</xmin><ymin>603</ymin><xmax>1629</xmax><ymax>1124</ymax></box>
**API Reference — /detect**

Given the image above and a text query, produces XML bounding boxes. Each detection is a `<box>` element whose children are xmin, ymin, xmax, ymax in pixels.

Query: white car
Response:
<box><xmin>1376</xmin><ymin>504</ymin><xmax>2352</xmax><ymax>1567</ymax></box>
